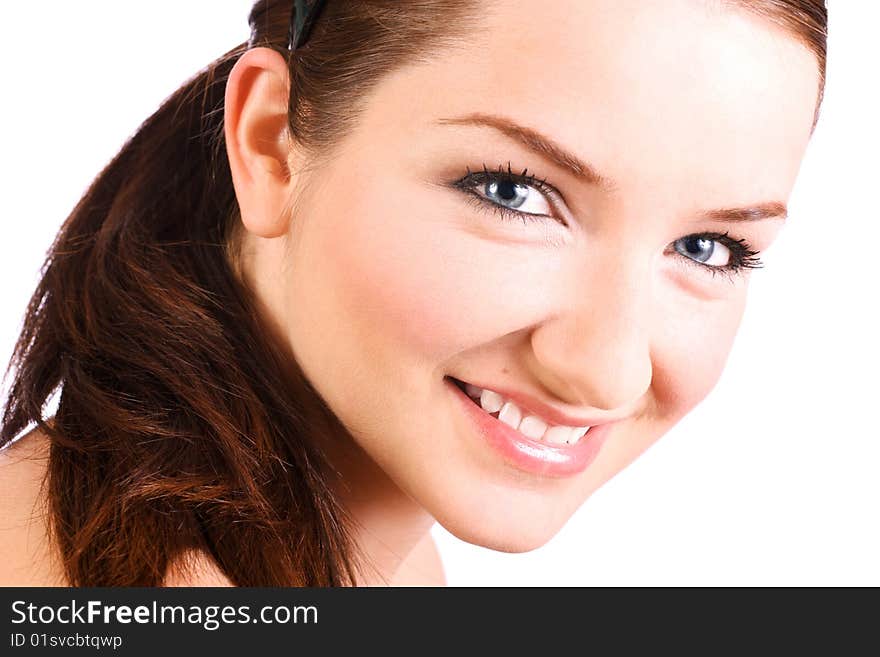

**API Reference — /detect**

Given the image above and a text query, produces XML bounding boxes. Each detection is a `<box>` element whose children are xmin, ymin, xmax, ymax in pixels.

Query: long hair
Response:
<box><xmin>1</xmin><ymin>0</ymin><xmax>827</xmax><ymax>586</ymax></box>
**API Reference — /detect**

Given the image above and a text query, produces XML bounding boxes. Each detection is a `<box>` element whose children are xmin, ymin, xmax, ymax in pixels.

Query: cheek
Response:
<box><xmin>589</xmin><ymin>286</ymin><xmax>747</xmax><ymax>490</ymax></box>
<box><xmin>317</xmin><ymin>224</ymin><xmax>463</xmax><ymax>373</ymax></box>
<box><xmin>312</xmin><ymin>193</ymin><xmax>551</xmax><ymax>371</ymax></box>
<box><xmin>653</xmin><ymin>290</ymin><xmax>748</xmax><ymax>421</ymax></box>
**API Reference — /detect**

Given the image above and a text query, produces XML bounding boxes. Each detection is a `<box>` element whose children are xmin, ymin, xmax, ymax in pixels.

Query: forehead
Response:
<box><xmin>370</xmin><ymin>0</ymin><xmax>820</xmax><ymax>204</ymax></box>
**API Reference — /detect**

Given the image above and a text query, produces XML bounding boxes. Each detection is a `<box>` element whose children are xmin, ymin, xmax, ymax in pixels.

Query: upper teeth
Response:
<box><xmin>463</xmin><ymin>383</ymin><xmax>591</xmax><ymax>445</ymax></box>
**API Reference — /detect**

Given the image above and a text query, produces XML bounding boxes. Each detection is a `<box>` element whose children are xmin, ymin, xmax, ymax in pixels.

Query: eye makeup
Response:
<box><xmin>448</xmin><ymin>160</ymin><xmax>764</xmax><ymax>281</ymax></box>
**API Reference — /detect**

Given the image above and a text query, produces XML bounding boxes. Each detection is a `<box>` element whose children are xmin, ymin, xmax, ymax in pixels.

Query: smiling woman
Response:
<box><xmin>0</xmin><ymin>0</ymin><xmax>827</xmax><ymax>586</ymax></box>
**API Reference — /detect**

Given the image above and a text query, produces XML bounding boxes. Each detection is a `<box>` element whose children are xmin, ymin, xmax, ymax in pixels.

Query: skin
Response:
<box><xmin>223</xmin><ymin>0</ymin><xmax>819</xmax><ymax>585</ymax></box>
<box><xmin>1</xmin><ymin>0</ymin><xmax>820</xmax><ymax>587</ymax></box>
<box><xmin>0</xmin><ymin>427</ymin><xmax>444</xmax><ymax>585</ymax></box>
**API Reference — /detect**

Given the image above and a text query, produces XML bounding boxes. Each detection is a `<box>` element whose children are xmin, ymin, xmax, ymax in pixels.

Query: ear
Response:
<box><xmin>225</xmin><ymin>47</ymin><xmax>298</xmax><ymax>239</ymax></box>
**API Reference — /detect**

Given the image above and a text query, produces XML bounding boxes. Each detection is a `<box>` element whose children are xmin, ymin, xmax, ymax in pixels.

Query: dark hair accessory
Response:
<box><xmin>288</xmin><ymin>0</ymin><xmax>329</xmax><ymax>51</ymax></box>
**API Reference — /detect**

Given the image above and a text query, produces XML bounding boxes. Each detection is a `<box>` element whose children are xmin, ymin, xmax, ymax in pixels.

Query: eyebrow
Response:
<box><xmin>434</xmin><ymin>112</ymin><xmax>788</xmax><ymax>223</ymax></box>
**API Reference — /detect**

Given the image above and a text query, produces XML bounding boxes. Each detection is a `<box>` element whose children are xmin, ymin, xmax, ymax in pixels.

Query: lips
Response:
<box><xmin>446</xmin><ymin>377</ymin><xmax>612</xmax><ymax>477</ymax></box>
<box><xmin>451</xmin><ymin>378</ymin><xmax>592</xmax><ymax>445</ymax></box>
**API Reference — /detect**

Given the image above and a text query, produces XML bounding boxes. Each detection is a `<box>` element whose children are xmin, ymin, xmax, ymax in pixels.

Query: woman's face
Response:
<box><xmin>240</xmin><ymin>0</ymin><xmax>819</xmax><ymax>551</ymax></box>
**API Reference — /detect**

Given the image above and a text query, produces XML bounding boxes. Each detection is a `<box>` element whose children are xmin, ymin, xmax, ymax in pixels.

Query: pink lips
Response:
<box><xmin>447</xmin><ymin>378</ymin><xmax>612</xmax><ymax>477</ymax></box>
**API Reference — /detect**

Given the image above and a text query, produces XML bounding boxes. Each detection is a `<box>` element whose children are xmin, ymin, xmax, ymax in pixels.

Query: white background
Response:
<box><xmin>1</xmin><ymin>2</ymin><xmax>877</xmax><ymax>585</ymax></box>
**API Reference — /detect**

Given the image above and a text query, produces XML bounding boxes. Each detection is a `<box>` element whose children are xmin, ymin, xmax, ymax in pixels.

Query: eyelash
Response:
<box><xmin>452</xmin><ymin>162</ymin><xmax>561</xmax><ymax>225</ymax></box>
<box><xmin>451</xmin><ymin>161</ymin><xmax>764</xmax><ymax>282</ymax></box>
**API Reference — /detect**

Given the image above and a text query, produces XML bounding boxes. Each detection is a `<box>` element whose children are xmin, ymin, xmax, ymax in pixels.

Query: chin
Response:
<box><xmin>430</xmin><ymin>498</ymin><xmax>571</xmax><ymax>554</ymax></box>
<box><xmin>443</xmin><ymin>519</ymin><xmax>562</xmax><ymax>554</ymax></box>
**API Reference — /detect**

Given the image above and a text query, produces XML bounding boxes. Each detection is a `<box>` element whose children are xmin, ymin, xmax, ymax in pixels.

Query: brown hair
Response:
<box><xmin>1</xmin><ymin>0</ymin><xmax>827</xmax><ymax>586</ymax></box>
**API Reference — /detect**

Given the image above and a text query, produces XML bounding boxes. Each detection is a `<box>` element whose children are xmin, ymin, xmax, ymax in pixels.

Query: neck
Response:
<box><xmin>321</xmin><ymin>431</ymin><xmax>436</xmax><ymax>586</ymax></box>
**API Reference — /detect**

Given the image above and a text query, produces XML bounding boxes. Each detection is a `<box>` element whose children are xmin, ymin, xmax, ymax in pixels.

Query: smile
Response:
<box><xmin>456</xmin><ymin>380</ymin><xmax>591</xmax><ymax>445</ymax></box>
<box><xmin>447</xmin><ymin>377</ymin><xmax>612</xmax><ymax>477</ymax></box>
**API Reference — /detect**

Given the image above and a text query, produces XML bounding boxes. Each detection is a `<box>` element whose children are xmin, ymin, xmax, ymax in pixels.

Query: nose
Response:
<box><xmin>529</xmin><ymin>260</ymin><xmax>654</xmax><ymax>412</ymax></box>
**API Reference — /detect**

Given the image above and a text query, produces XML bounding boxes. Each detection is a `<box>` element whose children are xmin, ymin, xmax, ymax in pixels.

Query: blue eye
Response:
<box><xmin>670</xmin><ymin>231</ymin><xmax>765</xmax><ymax>280</ymax></box>
<box><xmin>480</xmin><ymin>177</ymin><xmax>550</xmax><ymax>215</ymax></box>
<box><xmin>674</xmin><ymin>235</ymin><xmax>732</xmax><ymax>267</ymax></box>
<box><xmin>451</xmin><ymin>161</ymin><xmax>764</xmax><ymax>281</ymax></box>
<box><xmin>452</xmin><ymin>162</ymin><xmax>563</xmax><ymax>225</ymax></box>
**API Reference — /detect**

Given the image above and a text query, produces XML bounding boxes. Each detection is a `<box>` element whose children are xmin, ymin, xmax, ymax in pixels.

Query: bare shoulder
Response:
<box><xmin>1</xmin><ymin>429</ymin><xmax>437</xmax><ymax>588</ymax></box>
<box><xmin>0</xmin><ymin>426</ymin><xmax>68</xmax><ymax>585</ymax></box>
<box><xmin>390</xmin><ymin>530</ymin><xmax>446</xmax><ymax>587</ymax></box>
